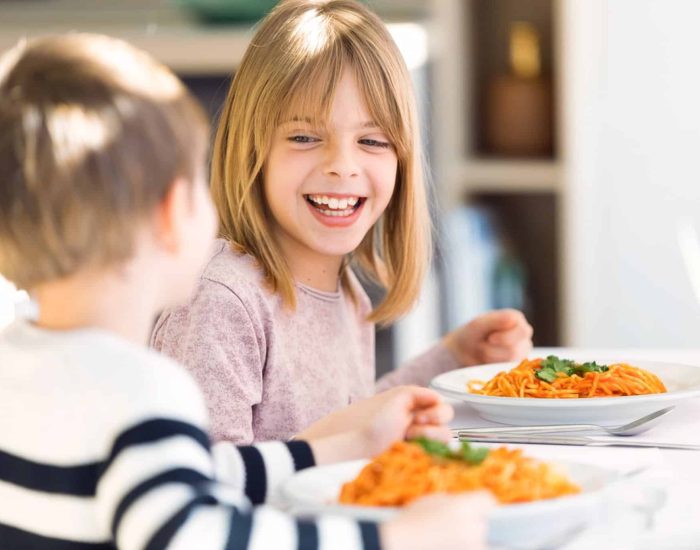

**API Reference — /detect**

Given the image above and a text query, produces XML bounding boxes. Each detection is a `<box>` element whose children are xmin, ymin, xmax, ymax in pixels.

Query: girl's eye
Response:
<box><xmin>288</xmin><ymin>135</ymin><xmax>319</xmax><ymax>144</ymax></box>
<box><xmin>359</xmin><ymin>138</ymin><xmax>391</xmax><ymax>149</ymax></box>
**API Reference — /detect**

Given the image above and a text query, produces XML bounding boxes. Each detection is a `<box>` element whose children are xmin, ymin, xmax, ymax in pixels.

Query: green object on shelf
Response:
<box><xmin>174</xmin><ymin>0</ymin><xmax>279</xmax><ymax>24</ymax></box>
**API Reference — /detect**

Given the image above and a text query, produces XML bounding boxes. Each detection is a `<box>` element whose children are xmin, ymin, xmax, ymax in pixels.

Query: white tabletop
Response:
<box><xmin>449</xmin><ymin>348</ymin><xmax>700</xmax><ymax>550</ymax></box>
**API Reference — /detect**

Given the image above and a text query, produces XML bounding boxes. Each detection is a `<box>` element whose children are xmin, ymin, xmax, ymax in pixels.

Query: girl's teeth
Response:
<box><xmin>319</xmin><ymin>208</ymin><xmax>354</xmax><ymax>217</ymax></box>
<box><xmin>308</xmin><ymin>195</ymin><xmax>361</xmax><ymax>210</ymax></box>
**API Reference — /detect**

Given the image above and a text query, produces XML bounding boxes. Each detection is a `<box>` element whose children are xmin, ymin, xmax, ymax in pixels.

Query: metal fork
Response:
<box><xmin>453</xmin><ymin>406</ymin><xmax>675</xmax><ymax>439</ymax></box>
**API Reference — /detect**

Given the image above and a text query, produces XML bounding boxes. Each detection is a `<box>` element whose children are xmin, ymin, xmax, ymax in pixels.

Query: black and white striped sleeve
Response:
<box><xmin>96</xmin><ymin>418</ymin><xmax>382</xmax><ymax>550</ymax></box>
<box><xmin>211</xmin><ymin>439</ymin><xmax>314</xmax><ymax>505</ymax></box>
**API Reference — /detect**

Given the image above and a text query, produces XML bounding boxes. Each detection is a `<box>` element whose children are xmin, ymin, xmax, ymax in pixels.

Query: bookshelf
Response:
<box><xmin>429</xmin><ymin>0</ymin><xmax>562</xmax><ymax>345</ymax></box>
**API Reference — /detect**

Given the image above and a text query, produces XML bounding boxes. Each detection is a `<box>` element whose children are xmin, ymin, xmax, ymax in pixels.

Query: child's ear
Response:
<box><xmin>155</xmin><ymin>177</ymin><xmax>190</xmax><ymax>253</ymax></box>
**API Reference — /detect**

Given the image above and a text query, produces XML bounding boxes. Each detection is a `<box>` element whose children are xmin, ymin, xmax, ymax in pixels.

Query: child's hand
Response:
<box><xmin>301</xmin><ymin>386</ymin><xmax>453</xmax><ymax>464</ymax></box>
<box><xmin>381</xmin><ymin>492</ymin><xmax>495</xmax><ymax>550</ymax></box>
<box><xmin>443</xmin><ymin>309</ymin><xmax>533</xmax><ymax>366</ymax></box>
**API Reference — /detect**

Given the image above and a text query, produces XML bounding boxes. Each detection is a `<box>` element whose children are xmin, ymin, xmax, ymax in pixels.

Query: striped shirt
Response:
<box><xmin>0</xmin><ymin>320</ymin><xmax>381</xmax><ymax>549</ymax></box>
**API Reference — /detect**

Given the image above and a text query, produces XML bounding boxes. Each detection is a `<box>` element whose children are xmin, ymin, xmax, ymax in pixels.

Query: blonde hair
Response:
<box><xmin>0</xmin><ymin>34</ymin><xmax>209</xmax><ymax>289</ymax></box>
<box><xmin>212</xmin><ymin>0</ymin><xmax>431</xmax><ymax>324</ymax></box>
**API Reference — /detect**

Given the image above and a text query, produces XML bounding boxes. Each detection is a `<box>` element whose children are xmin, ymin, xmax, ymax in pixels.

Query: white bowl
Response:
<box><xmin>281</xmin><ymin>458</ymin><xmax>617</xmax><ymax>549</ymax></box>
<box><xmin>429</xmin><ymin>359</ymin><xmax>700</xmax><ymax>426</ymax></box>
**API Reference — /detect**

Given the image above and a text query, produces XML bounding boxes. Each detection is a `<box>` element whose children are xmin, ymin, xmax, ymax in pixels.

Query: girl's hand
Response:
<box><xmin>301</xmin><ymin>386</ymin><xmax>453</xmax><ymax>465</ymax></box>
<box><xmin>381</xmin><ymin>492</ymin><xmax>495</xmax><ymax>550</ymax></box>
<box><xmin>443</xmin><ymin>309</ymin><xmax>533</xmax><ymax>366</ymax></box>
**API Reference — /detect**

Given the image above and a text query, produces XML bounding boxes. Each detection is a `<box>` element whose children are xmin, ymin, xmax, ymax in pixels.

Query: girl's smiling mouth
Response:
<box><xmin>304</xmin><ymin>193</ymin><xmax>366</xmax><ymax>221</ymax></box>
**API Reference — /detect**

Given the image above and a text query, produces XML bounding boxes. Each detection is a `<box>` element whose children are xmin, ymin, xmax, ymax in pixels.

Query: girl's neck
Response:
<box><xmin>274</xmin><ymin>232</ymin><xmax>344</xmax><ymax>292</ymax></box>
<box><xmin>292</xmin><ymin>263</ymin><xmax>342</xmax><ymax>292</ymax></box>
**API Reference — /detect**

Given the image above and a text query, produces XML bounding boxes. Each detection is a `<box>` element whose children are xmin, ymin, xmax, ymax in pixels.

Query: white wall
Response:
<box><xmin>563</xmin><ymin>0</ymin><xmax>700</xmax><ymax>346</ymax></box>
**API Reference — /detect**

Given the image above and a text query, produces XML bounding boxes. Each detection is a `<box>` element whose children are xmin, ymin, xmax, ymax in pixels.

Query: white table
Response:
<box><xmin>449</xmin><ymin>349</ymin><xmax>700</xmax><ymax>550</ymax></box>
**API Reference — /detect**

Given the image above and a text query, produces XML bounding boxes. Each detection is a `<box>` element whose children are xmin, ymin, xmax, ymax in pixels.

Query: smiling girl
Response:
<box><xmin>152</xmin><ymin>0</ymin><xmax>533</xmax><ymax>444</ymax></box>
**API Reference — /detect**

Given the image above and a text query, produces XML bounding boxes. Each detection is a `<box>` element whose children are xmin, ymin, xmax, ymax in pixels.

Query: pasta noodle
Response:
<box><xmin>468</xmin><ymin>357</ymin><xmax>667</xmax><ymax>398</ymax></box>
<box><xmin>339</xmin><ymin>441</ymin><xmax>580</xmax><ymax>506</ymax></box>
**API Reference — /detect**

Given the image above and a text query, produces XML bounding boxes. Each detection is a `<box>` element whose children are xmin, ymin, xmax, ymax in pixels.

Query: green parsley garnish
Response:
<box><xmin>411</xmin><ymin>437</ymin><xmax>489</xmax><ymax>465</ymax></box>
<box><xmin>535</xmin><ymin>355</ymin><xmax>609</xmax><ymax>383</ymax></box>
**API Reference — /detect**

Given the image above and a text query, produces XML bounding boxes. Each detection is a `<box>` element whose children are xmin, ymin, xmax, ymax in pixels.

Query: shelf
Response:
<box><xmin>0</xmin><ymin>28</ymin><xmax>252</xmax><ymax>75</ymax></box>
<box><xmin>0</xmin><ymin>2</ymin><xmax>428</xmax><ymax>75</ymax></box>
<box><xmin>469</xmin><ymin>0</ymin><xmax>555</xmax><ymax>158</ymax></box>
<box><xmin>0</xmin><ymin>2</ymin><xmax>252</xmax><ymax>74</ymax></box>
<box><xmin>450</xmin><ymin>158</ymin><xmax>561</xmax><ymax>194</ymax></box>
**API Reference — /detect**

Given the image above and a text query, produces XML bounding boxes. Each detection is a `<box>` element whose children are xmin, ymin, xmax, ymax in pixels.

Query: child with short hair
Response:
<box><xmin>152</xmin><ymin>0</ymin><xmax>533</xmax><ymax>444</ymax></box>
<box><xmin>0</xmin><ymin>33</ymin><xmax>492</xmax><ymax>550</ymax></box>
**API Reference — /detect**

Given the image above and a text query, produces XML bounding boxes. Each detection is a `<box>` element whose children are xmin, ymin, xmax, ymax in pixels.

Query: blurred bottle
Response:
<box><xmin>484</xmin><ymin>21</ymin><xmax>553</xmax><ymax>157</ymax></box>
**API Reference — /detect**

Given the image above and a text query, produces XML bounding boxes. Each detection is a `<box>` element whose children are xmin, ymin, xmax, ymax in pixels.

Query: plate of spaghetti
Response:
<box><xmin>281</xmin><ymin>438</ymin><xmax>616</xmax><ymax>548</ymax></box>
<box><xmin>430</xmin><ymin>355</ymin><xmax>700</xmax><ymax>425</ymax></box>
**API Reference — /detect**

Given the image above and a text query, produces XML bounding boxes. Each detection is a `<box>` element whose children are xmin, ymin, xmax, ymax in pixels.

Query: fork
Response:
<box><xmin>453</xmin><ymin>406</ymin><xmax>675</xmax><ymax>438</ymax></box>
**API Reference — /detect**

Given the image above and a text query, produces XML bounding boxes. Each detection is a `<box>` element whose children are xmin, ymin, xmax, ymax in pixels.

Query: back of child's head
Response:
<box><xmin>212</xmin><ymin>0</ymin><xmax>431</xmax><ymax>324</ymax></box>
<box><xmin>0</xmin><ymin>34</ymin><xmax>209</xmax><ymax>290</ymax></box>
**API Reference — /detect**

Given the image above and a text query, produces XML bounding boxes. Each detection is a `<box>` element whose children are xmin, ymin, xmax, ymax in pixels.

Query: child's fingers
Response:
<box><xmin>405</xmin><ymin>424</ymin><xmax>453</xmax><ymax>443</ymax></box>
<box><xmin>396</xmin><ymin>385</ymin><xmax>445</xmax><ymax>409</ymax></box>
<box><xmin>469</xmin><ymin>309</ymin><xmax>524</xmax><ymax>337</ymax></box>
<box><xmin>486</xmin><ymin>319</ymin><xmax>533</xmax><ymax>347</ymax></box>
<box><xmin>478</xmin><ymin>340</ymin><xmax>532</xmax><ymax>364</ymax></box>
<box><xmin>413</xmin><ymin>402</ymin><xmax>454</xmax><ymax>425</ymax></box>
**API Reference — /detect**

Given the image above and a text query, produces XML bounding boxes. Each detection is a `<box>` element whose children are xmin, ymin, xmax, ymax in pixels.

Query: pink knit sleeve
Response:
<box><xmin>375</xmin><ymin>342</ymin><xmax>461</xmax><ymax>391</ymax></box>
<box><xmin>151</xmin><ymin>278</ymin><xmax>266</xmax><ymax>445</ymax></box>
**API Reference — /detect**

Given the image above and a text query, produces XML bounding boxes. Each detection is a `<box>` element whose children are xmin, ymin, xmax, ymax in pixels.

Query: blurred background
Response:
<box><xmin>2</xmin><ymin>0</ymin><xmax>700</xmax><ymax>372</ymax></box>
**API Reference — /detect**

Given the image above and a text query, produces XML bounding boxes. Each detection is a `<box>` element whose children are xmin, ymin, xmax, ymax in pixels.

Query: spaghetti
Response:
<box><xmin>339</xmin><ymin>440</ymin><xmax>580</xmax><ymax>506</ymax></box>
<box><xmin>468</xmin><ymin>356</ymin><xmax>667</xmax><ymax>398</ymax></box>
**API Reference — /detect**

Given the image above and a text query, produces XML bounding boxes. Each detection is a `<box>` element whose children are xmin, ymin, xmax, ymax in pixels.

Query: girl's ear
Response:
<box><xmin>154</xmin><ymin>177</ymin><xmax>190</xmax><ymax>254</ymax></box>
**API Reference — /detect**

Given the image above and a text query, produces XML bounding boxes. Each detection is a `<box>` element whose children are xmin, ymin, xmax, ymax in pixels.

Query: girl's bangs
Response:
<box><xmin>276</xmin><ymin>47</ymin><xmax>410</xmax><ymax>161</ymax></box>
<box><xmin>350</xmin><ymin>60</ymin><xmax>410</xmax><ymax>159</ymax></box>
<box><xmin>277</xmin><ymin>52</ymin><xmax>342</xmax><ymax>130</ymax></box>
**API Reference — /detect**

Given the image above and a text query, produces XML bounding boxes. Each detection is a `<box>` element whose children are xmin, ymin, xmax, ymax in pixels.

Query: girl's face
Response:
<box><xmin>264</xmin><ymin>68</ymin><xmax>398</xmax><ymax>278</ymax></box>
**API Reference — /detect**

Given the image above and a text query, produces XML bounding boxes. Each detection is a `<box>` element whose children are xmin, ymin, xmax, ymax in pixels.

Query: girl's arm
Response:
<box><xmin>376</xmin><ymin>343</ymin><xmax>460</xmax><ymax>391</ymax></box>
<box><xmin>151</xmin><ymin>277</ymin><xmax>265</xmax><ymax>444</ymax></box>
<box><xmin>376</xmin><ymin>309</ymin><xmax>532</xmax><ymax>391</ymax></box>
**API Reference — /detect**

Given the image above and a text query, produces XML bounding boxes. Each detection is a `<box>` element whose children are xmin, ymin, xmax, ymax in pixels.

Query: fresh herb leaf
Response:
<box><xmin>457</xmin><ymin>441</ymin><xmax>489</xmax><ymax>465</ymax></box>
<box><xmin>535</xmin><ymin>367</ymin><xmax>558</xmax><ymax>383</ymax></box>
<box><xmin>412</xmin><ymin>437</ymin><xmax>453</xmax><ymax>458</ymax></box>
<box><xmin>541</xmin><ymin>355</ymin><xmax>576</xmax><ymax>375</ymax></box>
<box><xmin>535</xmin><ymin>355</ymin><xmax>573</xmax><ymax>382</ymax></box>
<box><xmin>411</xmin><ymin>437</ymin><xmax>490</xmax><ymax>465</ymax></box>
<box><xmin>577</xmin><ymin>361</ymin><xmax>609</xmax><ymax>374</ymax></box>
<box><xmin>535</xmin><ymin>355</ymin><xmax>609</xmax><ymax>382</ymax></box>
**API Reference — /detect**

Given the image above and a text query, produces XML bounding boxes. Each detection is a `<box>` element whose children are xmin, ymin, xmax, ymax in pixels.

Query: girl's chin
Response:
<box><xmin>307</xmin><ymin>237</ymin><xmax>365</xmax><ymax>259</ymax></box>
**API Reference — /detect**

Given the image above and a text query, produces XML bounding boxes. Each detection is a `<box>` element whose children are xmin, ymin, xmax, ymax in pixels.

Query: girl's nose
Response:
<box><xmin>323</xmin><ymin>142</ymin><xmax>359</xmax><ymax>179</ymax></box>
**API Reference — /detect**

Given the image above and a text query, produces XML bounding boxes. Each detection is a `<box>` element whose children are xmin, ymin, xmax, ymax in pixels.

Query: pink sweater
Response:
<box><xmin>151</xmin><ymin>239</ymin><xmax>460</xmax><ymax>444</ymax></box>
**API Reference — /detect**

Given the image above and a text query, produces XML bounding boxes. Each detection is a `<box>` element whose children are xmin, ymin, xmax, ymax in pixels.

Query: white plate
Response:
<box><xmin>281</xmin><ymin>458</ymin><xmax>617</xmax><ymax>549</ymax></box>
<box><xmin>430</xmin><ymin>359</ymin><xmax>700</xmax><ymax>426</ymax></box>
